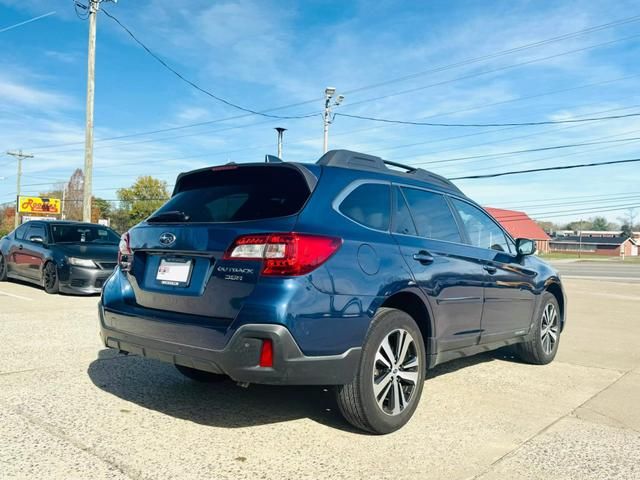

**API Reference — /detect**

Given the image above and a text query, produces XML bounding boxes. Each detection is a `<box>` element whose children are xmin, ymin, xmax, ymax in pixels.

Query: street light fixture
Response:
<box><xmin>323</xmin><ymin>87</ymin><xmax>344</xmax><ymax>154</ymax></box>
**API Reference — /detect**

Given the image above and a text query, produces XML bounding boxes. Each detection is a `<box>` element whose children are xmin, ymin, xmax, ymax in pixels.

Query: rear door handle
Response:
<box><xmin>483</xmin><ymin>264</ymin><xmax>497</xmax><ymax>274</ymax></box>
<box><xmin>18</xmin><ymin>244</ymin><xmax>23</xmax><ymax>250</ymax></box>
<box><xmin>413</xmin><ymin>251</ymin><xmax>434</xmax><ymax>265</ymax></box>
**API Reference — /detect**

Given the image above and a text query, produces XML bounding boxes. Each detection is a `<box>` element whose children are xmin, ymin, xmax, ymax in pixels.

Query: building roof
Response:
<box><xmin>550</xmin><ymin>235</ymin><xmax>634</xmax><ymax>246</ymax></box>
<box><xmin>484</xmin><ymin>207</ymin><xmax>551</xmax><ymax>241</ymax></box>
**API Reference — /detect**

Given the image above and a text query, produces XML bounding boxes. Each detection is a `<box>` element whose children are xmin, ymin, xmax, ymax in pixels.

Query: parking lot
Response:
<box><xmin>1</xmin><ymin>271</ymin><xmax>639</xmax><ymax>480</ymax></box>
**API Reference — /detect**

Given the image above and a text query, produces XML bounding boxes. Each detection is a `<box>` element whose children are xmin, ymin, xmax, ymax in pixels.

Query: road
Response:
<box><xmin>550</xmin><ymin>260</ymin><xmax>640</xmax><ymax>281</ymax></box>
<box><xmin>1</xmin><ymin>277</ymin><xmax>639</xmax><ymax>480</ymax></box>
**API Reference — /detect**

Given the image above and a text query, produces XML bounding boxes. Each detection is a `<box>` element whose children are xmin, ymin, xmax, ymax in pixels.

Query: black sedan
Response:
<box><xmin>0</xmin><ymin>220</ymin><xmax>120</xmax><ymax>295</ymax></box>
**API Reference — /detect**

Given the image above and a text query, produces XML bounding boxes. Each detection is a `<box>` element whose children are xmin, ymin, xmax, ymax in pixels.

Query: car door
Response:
<box><xmin>19</xmin><ymin>223</ymin><xmax>49</xmax><ymax>280</ymax></box>
<box><xmin>449</xmin><ymin>198</ymin><xmax>537</xmax><ymax>342</ymax></box>
<box><xmin>390</xmin><ymin>185</ymin><xmax>485</xmax><ymax>351</ymax></box>
<box><xmin>8</xmin><ymin>223</ymin><xmax>32</xmax><ymax>277</ymax></box>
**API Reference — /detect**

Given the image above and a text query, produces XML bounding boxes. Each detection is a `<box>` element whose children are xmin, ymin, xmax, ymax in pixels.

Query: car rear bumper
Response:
<box><xmin>98</xmin><ymin>303</ymin><xmax>361</xmax><ymax>385</ymax></box>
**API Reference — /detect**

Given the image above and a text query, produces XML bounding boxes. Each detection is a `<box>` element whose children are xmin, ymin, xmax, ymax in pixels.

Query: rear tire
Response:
<box><xmin>43</xmin><ymin>261</ymin><xmax>59</xmax><ymax>294</ymax></box>
<box><xmin>0</xmin><ymin>253</ymin><xmax>7</xmax><ymax>281</ymax></box>
<box><xmin>335</xmin><ymin>307</ymin><xmax>426</xmax><ymax>434</ymax></box>
<box><xmin>515</xmin><ymin>292</ymin><xmax>561</xmax><ymax>365</ymax></box>
<box><xmin>175</xmin><ymin>364</ymin><xmax>227</xmax><ymax>382</ymax></box>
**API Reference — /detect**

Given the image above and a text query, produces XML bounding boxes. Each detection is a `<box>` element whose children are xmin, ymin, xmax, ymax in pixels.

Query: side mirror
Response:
<box><xmin>516</xmin><ymin>238</ymin><xmax>536</xmax><ymax>256</ymax></box>
<box><xmin>29</xmin><ymin>235</ymin><xmax>44</xmax><ymax>244</ymax></box>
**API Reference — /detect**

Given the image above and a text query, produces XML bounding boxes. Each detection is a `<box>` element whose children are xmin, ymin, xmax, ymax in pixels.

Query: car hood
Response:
<box><xmin>53</xmin><ymin>243</ymin><xmax>118</xmax><ymax>261</ymax></box>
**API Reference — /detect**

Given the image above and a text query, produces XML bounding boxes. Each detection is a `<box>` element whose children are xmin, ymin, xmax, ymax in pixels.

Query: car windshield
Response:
<box><xmin>50</xmin><ymin>224</ymin><xmax>120</xmax><ymax>244</ymax></box>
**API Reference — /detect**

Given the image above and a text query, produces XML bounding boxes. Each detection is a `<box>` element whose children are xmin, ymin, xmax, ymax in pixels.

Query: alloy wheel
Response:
<box><xmin>372</xmin><ymin>328</ymin><xmax>420</xmax><ymax>416</ymax></box>
<box><xmin>44</xmin><ymin>263</ymin><xmax>57</xmax><ymax>290</ymax></box>
<box><xmin>540</xmin><ymin>303</ymin><xmax>559</xmax><ymax>355</ymax></box>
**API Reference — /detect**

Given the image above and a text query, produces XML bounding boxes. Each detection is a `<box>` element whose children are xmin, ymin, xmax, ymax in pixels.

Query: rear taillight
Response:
<box><xmin>259</xmin><ymin>339</ymin><xmax>273</xmax><ymax>367</ymax></box>
<box><xmin>118</xmin><ymin>232</ymin><xmax>132</xmax><ymax>271</ymax></box>
<box><xmin>223</xmin><ymin>233</ymin><xmax>342</xmax><ymax>276</ymax></box>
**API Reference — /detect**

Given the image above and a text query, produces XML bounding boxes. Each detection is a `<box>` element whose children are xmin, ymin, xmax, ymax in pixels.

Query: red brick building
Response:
<box><xmin>549</xmin><ymin>235</ymin><xmax>638</xmax><ymax>256</ymax></box>
<box><xmin>484</xmin><ymin>207</ymin><xmax>551</xmax><ymax>253</ymax></box>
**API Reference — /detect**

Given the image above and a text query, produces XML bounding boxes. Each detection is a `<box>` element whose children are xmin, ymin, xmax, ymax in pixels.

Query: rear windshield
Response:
<box><xmin>151</xmin><ymin>166</ymin><xmax>311</xmax><ymax>223</ymax></box>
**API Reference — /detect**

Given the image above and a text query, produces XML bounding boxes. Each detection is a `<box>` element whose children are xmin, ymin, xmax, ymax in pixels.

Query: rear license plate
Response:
<box><xmin>156</xmin><ymin>258</ymin><xmax>193</xmax><ymax>287</ymax></box>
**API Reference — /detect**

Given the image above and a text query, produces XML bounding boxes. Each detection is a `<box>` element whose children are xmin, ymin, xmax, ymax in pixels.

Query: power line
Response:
<box><xmin>341</xmin><ymin>14</ymin><xmax>640</xmax><ymax>96</ymax></box>
<box><xmin>100</xmin><ymin>8</ymin><xmax>320</xmax><ymax>121</ymax></box>
<box><xmin>450</xmin><ymin>157</ymin><xmax>640</xmax><ymax>180</ymax></box>
<box><xmin>27</xmin><ymin>13</ymin><xmax>640</xmax><ymax>152</ymax></box>
<box><xmin>412</xmin><ymin>135</ymin><xmax>640</xmax><ymax>166</ymax></box>
<box><xmin>335</xmin><ymin>111</ymin><xmax>640</xmax><ymax>129</ymax></box>
<box><xmin>491</xmin><ymin>191</ymin><xmax>640</xmax><ymax>207</ymax></box>
<box><xmin>337</xmin><ymin>32</ymin><xmax>640</xmax><ymax>111</ymax></box>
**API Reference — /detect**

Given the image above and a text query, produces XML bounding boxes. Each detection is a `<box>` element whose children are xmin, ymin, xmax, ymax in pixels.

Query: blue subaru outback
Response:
<box><xmin>99</xmin><ymin>149</ymin><xmax>566</xmax><ymax>434</ymax></box>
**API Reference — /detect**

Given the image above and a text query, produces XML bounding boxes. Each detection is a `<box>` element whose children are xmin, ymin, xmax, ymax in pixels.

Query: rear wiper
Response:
<box><xmin>147</xmin><ymin>210</ymin><xmax>191</xmax><ymax>223</ymax></box>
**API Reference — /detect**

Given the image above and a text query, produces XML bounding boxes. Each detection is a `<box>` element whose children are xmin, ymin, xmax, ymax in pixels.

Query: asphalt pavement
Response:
<box><xmin>549</xmin><ymin>260</ymin><xmax>640</xmax><ymax>281</ymax></box>
<box><xmin>1</xmin><ymin>271</ymin><xmax>639</xmax><ymax>479</ymax></box>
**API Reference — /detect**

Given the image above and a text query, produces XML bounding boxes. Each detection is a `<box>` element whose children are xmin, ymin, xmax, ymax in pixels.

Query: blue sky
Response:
<box><xmin>1</xmin><ymin>0</ymin><xmax>639</xmax><ymax>225</ymax></box>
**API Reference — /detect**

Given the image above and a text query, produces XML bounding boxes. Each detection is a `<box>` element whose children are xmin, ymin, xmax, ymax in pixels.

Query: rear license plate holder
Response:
<box><xmin>156</xmin><ymin>257</ymin><xmax>193</xmax><ymax>287</ymax></box>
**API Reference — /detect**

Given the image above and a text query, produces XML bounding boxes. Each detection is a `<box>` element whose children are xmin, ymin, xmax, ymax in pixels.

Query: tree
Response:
<box><xmin>64</xmin><ymin>169</ymin><xmax>84</xmax><ymax>220</ymax></box>
<box><xmin>535</xmin><ymin>220</ymin><xmax>558</xmax><ymax>234</ymax></box>
<box><xmin>565</xmin><ymin>220</ymin><xmax>592</xmax><ymax>232</ymax></box>
<box><xmin>91</xmin><ymin>197</ymin><xmax>111</xmax><ymax>223</ymax></box>
<box><xmin>620</xmin><ymin>223</ymin><xmax>633</xmax><ymax>239</ymax></box>
<box><xmin>117</xmin><ymin>176</ymin><xmax>169</xmax><ymax>227</ymax></box>
<box><xmin>590</xmin><ymin>216</ymin><xmax>610</xmax><ymax>231</ymax></box>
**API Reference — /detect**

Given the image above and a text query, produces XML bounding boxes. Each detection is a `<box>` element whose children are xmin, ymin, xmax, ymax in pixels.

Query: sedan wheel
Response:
<box><xmin>0</xmin><ymin>254</ymin><xmax>7</xmax><ymax>281</ymax></box>
<box><xmin>43</xmin><ymin>262</ymin><xmax>59</xmax><ymax>294</ymax></box>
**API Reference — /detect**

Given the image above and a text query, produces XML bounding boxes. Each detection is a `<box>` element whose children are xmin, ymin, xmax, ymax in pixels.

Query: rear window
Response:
<box><xmin>401</xmin><ymin>187</ymin><xmax>462</xmax><ymax>243</ymax></box>
<box><xmin>152</xmin><ymin>166</ymin><xmax>311</xmax><ymax>223</ymax></box>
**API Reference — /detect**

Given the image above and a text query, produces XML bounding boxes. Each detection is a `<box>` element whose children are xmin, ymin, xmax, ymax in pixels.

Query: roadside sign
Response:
<box><xmin>17</xmin><ymin>196</ymin><xmax>61</xmax><ymax>215</ymax></box>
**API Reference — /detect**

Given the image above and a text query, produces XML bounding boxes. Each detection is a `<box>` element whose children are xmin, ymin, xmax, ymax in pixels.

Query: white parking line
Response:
<box><xmin>0</xmin><ymin>290</ymin><xmax>33</xmax><ymax>301</ymax></box>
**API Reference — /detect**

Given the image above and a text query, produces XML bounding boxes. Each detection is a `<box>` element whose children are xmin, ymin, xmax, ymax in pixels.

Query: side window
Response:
<box><xmin>392</xmin><ymin>187</ymin><xmax>418</xmax><ymax>236</ymax></box>
<box><xmin>339</xmin><ymin>183</ymin><xmax>390</xmax><ymax>230</ymax></box>
<box><xmin>14</xmin><ymin>224</ymin><xmax>29</xmax><ymax>240</ymax></box>
<box><xmin>450</xmin><ymin>199</ymin><xmax>510</xmax><ymax>252</ymax></box>
<box><xmin>401</xmin><ymin>188</ymin><xmax>462</xmax><ymax>243</ymax></box>
<box><xmin>26</xmin><ymin>224</ymin><xmax>46</xmax><ymax>242</ymax></box>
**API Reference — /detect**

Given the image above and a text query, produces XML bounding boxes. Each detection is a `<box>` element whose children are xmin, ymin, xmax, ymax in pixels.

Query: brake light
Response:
<box><xmin>259</xmin><ymin>339</ymin><xmax>273</xmax><ymax>367</ymax></box>
<box><xmin>223</xmin><ymin>233</ymin><xmax>342</xmax><ymax>276</ymax></box>
<box><xmin>118</xmin><ymin>231</ymin><xmax>132</xmax><ymax>271</ymax></box>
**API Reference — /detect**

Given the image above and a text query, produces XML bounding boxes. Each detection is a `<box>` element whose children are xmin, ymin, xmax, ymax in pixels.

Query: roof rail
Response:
<box><xmin>316</xmin><ymin>149</ymin><xmax>462</xmax><ymax>194</ymax></box>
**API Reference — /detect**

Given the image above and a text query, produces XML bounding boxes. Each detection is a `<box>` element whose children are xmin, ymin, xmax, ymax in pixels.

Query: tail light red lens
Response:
<box><xmin>223</xmin><ymin>233</ymin><xmax>342</xmax><ymax>276</ymax></box>
<box><xmin>118</xmin><ymin>232</ymin><xmax>132</xmax><ymax>271</ymax></box>
<box><xmin>259</xmin><ymin>339</ymin><xmax>273</xmax><ymax>368</ymax></box>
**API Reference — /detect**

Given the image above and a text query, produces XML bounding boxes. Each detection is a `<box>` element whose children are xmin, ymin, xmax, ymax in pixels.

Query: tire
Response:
<box><xmin>0</xmin><ymin>253</ymin><xmax>7</xmax><ymax>281</ymax></box>
<box><xmin>175</xmin><ymin>364</ymin><xmax>227</xmax><ymax>383</ymax></box>
<box><xmin>335</xmin><ymin>307</ymin><xmax>426</xmax><ymax>434</ymax></box>
<box><xmin>515</xmin><ymin>292</ymin><xmax>561</xmax><ymax>365</ymax></box>
<box><xmin>42</xmin><ymin>261</ymin><xmax>59</xmax><ymax>294</ymax></box>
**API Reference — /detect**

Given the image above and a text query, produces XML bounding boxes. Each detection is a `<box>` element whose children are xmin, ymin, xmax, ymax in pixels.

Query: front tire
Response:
<box><xmin>43</xmin><ymin>261</ymin><xmax>59</xmax><ymax>294</ymax></box>
<box><xmin>0</xmin><ymin>253</ymin><xmax>7</xmax><ymax>281</ymax></box>
<box><xmin>336</xmin><ymin>307</ymin><xmax>426</xmax><ymax>434</ymax></box>
<box><xmin>515</xmin><ymin>292</ymin><xmax>561</xmax><ymax>365</ymax></box>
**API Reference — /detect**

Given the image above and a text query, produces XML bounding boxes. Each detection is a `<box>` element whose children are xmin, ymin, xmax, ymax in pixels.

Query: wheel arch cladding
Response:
<box><xmin>545</xmin><ymin>282</ymin><xmax>565</xmax><ymax>329</ymax></box>
<box><xmin>381</xmin><ymin>291</ymin><xmax>433</xmax><ymax>354</ymax></box>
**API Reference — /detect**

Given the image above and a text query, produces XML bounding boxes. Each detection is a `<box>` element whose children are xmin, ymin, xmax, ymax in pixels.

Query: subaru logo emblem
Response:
<box><xmin>159</xmin><ymin>232</ymin><xmax>176</xmax><ymax>246</ymax></box>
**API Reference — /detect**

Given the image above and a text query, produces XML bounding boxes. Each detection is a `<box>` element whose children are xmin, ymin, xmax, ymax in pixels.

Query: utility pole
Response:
<box><xmin>323</xmin><ymin>87</ymin><xmax>344</xmax><ymax>153</ymax></box>
<box><xmin>578</xmin><ymin>218</ymin><xmax>583</xmax><ymax>259</ymax></box>
<box><xmin>82</xmin><ymin>0</ymin><xmax>100</xmax><ymax>222</ymax></box>
<box><xmin>7</xmin><ymin>150</ymin><xmax>33</xmax><ymax>228</ymax></box>
<box><xmin>274</xmin><ymin>127</ymin><xmax>286</xmax><ymax>159</ymax></box>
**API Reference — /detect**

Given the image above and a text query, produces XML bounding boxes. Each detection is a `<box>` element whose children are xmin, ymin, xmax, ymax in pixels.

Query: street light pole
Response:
<box><xmin>82</xmin><ymin>0</ymin><xmax>99</xmax><ymax>222</ymax></box>
<box><xmin>322</xmin><ymin>87</ymin><xmax>344</xmax><ymax>154</ymax></box>
<box><xmin>274</xmin><ymin>127</ymin><xmax>286</xmax><ymax>159</ymax></box>
<box><xmin>7</xmin><ymin>150</ymin><xmax>33</xmax><ymax>228</ymax></box>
